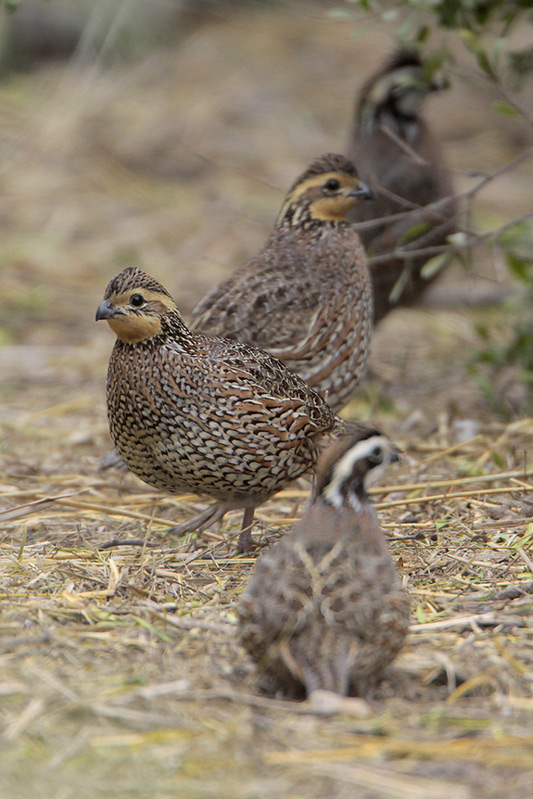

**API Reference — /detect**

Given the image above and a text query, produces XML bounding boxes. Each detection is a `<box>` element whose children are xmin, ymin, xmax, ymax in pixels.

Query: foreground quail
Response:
<box><xmin>238</xmin><ymin>429</ymin><xmax>409</xmax><ymax>698</ymax></box>
<box><xmin>96</xmin><ymin>266</ymin><xmax>337</xmax><ymax>552</ymax></box>
<box><xmin>347</xmin><ymin>50</ymin><xmax>458</xmax><ymax>323</ymax></box>
<box><xmin>190</xmin><ymin>153</ymin><xmax>374</xmax><ymax>413</ymax></box>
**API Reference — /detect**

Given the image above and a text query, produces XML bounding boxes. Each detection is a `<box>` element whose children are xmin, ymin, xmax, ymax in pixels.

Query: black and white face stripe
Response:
<box><xmin>322</xmin><ymin>435</ymin><xmax>396</xmax><ymax>510</ymax></box>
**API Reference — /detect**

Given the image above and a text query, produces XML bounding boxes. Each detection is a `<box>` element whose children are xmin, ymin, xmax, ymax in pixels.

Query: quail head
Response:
<box><xmin>238</xmin><ymin>428</ymin><xmax>409</xmax><ymax>698</ymax></box>
<box><xmin>96</xmin><ymin>266</ymin><xmax>337</xmax><ymax>552</ymax></box>
<box><xmin>347</xmin><ymin>50</ymin><xmax>458</xmax><ymax>323</ymax></box>
<box><xmin>190</xmin><ymin>153</ymin><xmax>374</xmax><ymax>414</ymax></box>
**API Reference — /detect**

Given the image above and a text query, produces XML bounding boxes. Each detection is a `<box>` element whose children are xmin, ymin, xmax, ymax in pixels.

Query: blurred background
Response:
<box><xmin>0</xmin><ymin>0</ymin><xmax>532</xmax><ymax>431</ymax></box>
<box><xmin>1</xmin><ymin>7</ymin><xmax>532</xmax><ymax>797</ymax></box>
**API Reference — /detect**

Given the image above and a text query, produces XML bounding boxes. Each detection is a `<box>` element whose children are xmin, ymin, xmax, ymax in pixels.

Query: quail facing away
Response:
<box><xmin>96</xmin><ymin>266</ymin><xmax>338</xmax><ymax>552</ymax></box>
<box><xmin>347</xmin><ymin>50</ymin><xmax>458</xmax><ymax>323</ymax></box>
<box><xmin>190</xmin><ymin>153</ymin><xmax>374</xmax><ymax>414</ymax></box>
<box><xmin>238</xmin><ymin>429</ymin><xmax>409</xmax><ymax>698</ymax></box>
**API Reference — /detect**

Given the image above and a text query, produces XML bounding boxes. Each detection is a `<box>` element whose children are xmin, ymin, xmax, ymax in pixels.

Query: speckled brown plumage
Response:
<box><xmin>96</xmin><ymin>266</ymin><xmax>337</xmax><ymax>552</ymax></box>
<box><xmin>347</xmin><ymin>51</ymin><xmax>458</xmax><ymax>323</ymax></box>
<box><xmin>238</xmin><ymin>430</ymin><xmax>409</xmax><ymax>697</ymax></box>
<box><xmin>190</xmin><ymin>153</ymin><xmax>374</xmax><ymax>413</ymax></box>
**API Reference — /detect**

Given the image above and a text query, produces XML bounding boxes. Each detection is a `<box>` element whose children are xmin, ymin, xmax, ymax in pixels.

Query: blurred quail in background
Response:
<box><xmin>347</xmin><ymin>50</ymin><xmax>458</xmax><ymax>323</ymax></box>
<box><xmin>191</xmin><ymin>153</ymin><xmax>374</xmax><ymax>413</ymax></box>
<box><xmin>238</xmin><ymin>429</ymin><xmax>409</xmax><ymax>697</ymax></box>
<box><xmin>96</xmin><ymin>266</ymin><xmax>339</xmax><ymax>552</ymax></box>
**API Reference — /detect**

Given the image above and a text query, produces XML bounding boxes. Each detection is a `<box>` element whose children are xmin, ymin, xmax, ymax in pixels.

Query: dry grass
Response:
<box><xmin>1</xmin><ymin>403</ymin><xmax>532</xmax><ymax>799</ymax></box>
<box><xmin>0</xmin><ymin>3</ymin><xmax>532</xmax><ymax>798</ymax></box>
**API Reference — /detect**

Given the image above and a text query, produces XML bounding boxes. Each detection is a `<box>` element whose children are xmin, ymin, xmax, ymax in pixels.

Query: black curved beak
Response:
<box><xmin>96</xmin><ymin>299</ymin><xmax>120</xmax><ymax>321</ymax></box>
<box><xmin>348</xmin><ymin>181</ymin><xmax>373</xmax><ymax>201</ymax></box>
<box><xmin>391</xmin><ymin>445</ymin><xmax>401</xmax><ymax>464</ymax></box>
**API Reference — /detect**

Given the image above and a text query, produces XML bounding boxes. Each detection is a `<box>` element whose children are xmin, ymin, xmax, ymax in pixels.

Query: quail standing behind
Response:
<box><xmin>238</xmin><ymin>429</ymin><xmax>409</xmax><ymax>698</ymax></box>
<box><xmin>347</xmin><ymin>50</ymin><xmax>458</xmax><ymax>323</ymax></box>
<box><xmin>190</xmin><ymin>153</ymin><xmax>374</xmax><ymax>414</ymax></box>
<box><xmin>96</xmin><ymin>266</ymin><xmax>339</xmax><ymax>552</ymax></box>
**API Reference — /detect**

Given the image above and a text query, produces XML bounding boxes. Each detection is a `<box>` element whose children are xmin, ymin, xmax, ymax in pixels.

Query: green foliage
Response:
<box><xmin>475</xmin><ymin>208</ymin><xmax>533</xmax><ymax>418</ymax></box>
<box><xmin>491</xmin><ymin>100</ymin><xmax>522</xmax><ymax>117</ymax></box>
<box><xmin>3</xmin><ymin>0</ymin><xmax>22</xmax><ymax>12</ymax></box>
<box><xmin>420</xmin><ymin>251</ymin><xmax>452</xmax><ymax>280</ymax></box>
<box><xmin>410</xmin><ymin>0</ymin><xmax>531</xmax><ymax>32</ymax></box>
<box><xmin>350</xmin><ymin>0</ymin><xmax>533</xmax><ymax>416</ymax></box>
<box><xmin>398</xmin><ymin>221</ymin><xmax>431</xmax><ymax>245</ymax></box>
<box><xmin>351</xmin><ymin>0</ymin><xmax>532</xmax><ymax>34</ymax></box>
<box><xmin>350</xmin><ymin>0</ymin><xmax>533</xmax><ymax>85</ymax></box>
<box><xmin>508</xmin><ymin>46</ymin><xmax>533</xmax><ymax>87</ymax></box>
<box><xmin>470</xmin><ymin>227</ymin><xmax>533</xmax><ymax>417</ymax></box>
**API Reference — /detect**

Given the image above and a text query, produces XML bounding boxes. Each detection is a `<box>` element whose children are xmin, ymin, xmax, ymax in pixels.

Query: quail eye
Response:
<box><xmin>368</xmin><ymin>447</ymin><xmax>383</xmax><ymax>465</ymax></box>
<box><xmin>323</xmin><ymin>178</ymin><xmax>340</xmax><ymax>192</ymax></box>
<box><xmin>130</xmin><ymin>293</ymin><xmax>145</xmax><ymax>307</ymax></box>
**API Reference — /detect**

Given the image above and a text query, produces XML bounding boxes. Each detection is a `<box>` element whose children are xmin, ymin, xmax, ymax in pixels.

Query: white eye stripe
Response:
<box><xmin>322</xmin><ymin>435</ymin><xmax>389</xmax><ymax>508</ymax></box>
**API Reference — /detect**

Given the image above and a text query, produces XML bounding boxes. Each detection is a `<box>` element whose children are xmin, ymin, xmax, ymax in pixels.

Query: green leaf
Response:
<box><xmin>131</xmin><ymin>615</ymin><xmax>172</xmax><ymax>642</ymax></box>
<box><xmin>398</xmin><ymin>221</ymin><xmax>431</xmax><ymax>244</ymax></box>
<box><xmin>492</xmin><ymin>101</ymin><xmax>521</xmax><ymax>117</ymax></box>
<box><xmin>416</xmin><ymin>25</ymin><xmax>430</xmax><ymax>43</ymax></box>
<box><xmin>492</xmin><ymin>451</ymin><xmax>504</xmax><ymax>469</ymax></box>
<box><xmin>421</xmin><ymin>252</ymin><xmax>451</xmax><ymax>279</ymax></box>
<box><xmin>505</xmin><ymin>252</ymin><xmax>531</xmax><ymax>282</ymax></box>
<box><xmin>460</xmin><ymin>28</ymin><xmax>480</xmax><ymax>55</ymax></box>
<box><xmin>477</xmin><ymin>48</ymin><xmax>497</xmax><ymax>79</ymax></box>
<box><xmin>327</xmin><ymin>9</ymin><xmax>356</xmax><ymax>20</ymax></box>
<box><xmin>460</xmin><ymin>29</ymin><xmax>496</xmax><ymax>79</ymax></box>
<box><xmin>500</xmin><ymin>222</ymin><xmax>533</xmax><ymax>250</ymax></box>
<box><xmin>424</xmin><ymin>47</ymin><xmax>448</xmax><ymax>80</ymax></box>
<box><xmin>388</xmin><ymin>265</ymin><xmax>411</xmax><ymax>304</ymax></box>
<box><xmin>492</xmin><ymin>37</ymin><xmax>506</xmax><ymax>74</ymax></box>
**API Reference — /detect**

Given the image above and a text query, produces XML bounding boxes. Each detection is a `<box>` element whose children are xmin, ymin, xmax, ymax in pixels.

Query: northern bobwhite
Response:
<box><xmin>347</xmin><ymin>50</ymin><xmax>458</xmax><ymax>323</ymax></box>
<box><xmin>238</xmin><ymin>429</ymin><xmax>409</xmax><ymax>698</ymax></box>
<box><xmin>96</xmin><ymin>266</ymin><xmax>337</xmax><ymax>552</ymax></box>
<box><xmin>190</xmin><ymin>153</ymin><xmax>373</xmax><ymax>413</ymax></box>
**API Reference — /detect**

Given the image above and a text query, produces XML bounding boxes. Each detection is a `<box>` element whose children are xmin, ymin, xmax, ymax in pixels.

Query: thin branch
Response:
<box><xmin>351</xmin><ymin>145</ymin><xmax>533</xmax><ymax>241</ymax></box>
<box><xmin>368</xmin><ymin>210</ymin><xmax>533</xmax><ymax>266</ymax></box>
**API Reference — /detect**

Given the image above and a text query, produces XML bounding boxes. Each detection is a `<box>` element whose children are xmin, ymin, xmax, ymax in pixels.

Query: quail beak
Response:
<box><xmin>390</xmin><ymin>445</ymin><xmax>401</xmax><ymax>464</ymax></box>
<box><xmin>348</xmin><ymin>181</ymin><xmax>373</xmax><ymax>201</ymax></box>
<box><xmin>96</xmin><ymin>299</ymin><xmax>122</xmax><ymax>321</ymax></box>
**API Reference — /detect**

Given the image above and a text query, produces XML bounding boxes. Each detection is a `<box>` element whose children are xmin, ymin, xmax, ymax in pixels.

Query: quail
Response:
<box><xmin>347</xmin><ymin>50</ymin><xmax>458</xmax><ymax>323</ymax></box>
<box><xmin>190</xmin><ymin>153</ymin><xmax>374</xmax><ymax>414</ymax></box>
<box><xmin>96</xmin><ymin>266</ymin><xmax>338</xmax><ymax>553</ymax></box>
<box><xmin>238</xmin><ymin>429</ymin><xmax>409</xmax><ymax>698</ymax></box>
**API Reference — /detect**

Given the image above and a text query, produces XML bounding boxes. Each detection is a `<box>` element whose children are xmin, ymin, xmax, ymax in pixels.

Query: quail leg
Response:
<box><xmin>167</xmin><ymin>501</ymin><xmax>229</xmax><ymax>537</ymax></box>
<box><xmin>236</xmin><ymin>507</ymin><xmax>256</xmax><ymax>554</ymax></box>
<box><xmin>99</xmin><ymin>447</ymin><xmax>127</xmax><ymax>471</ymax></box>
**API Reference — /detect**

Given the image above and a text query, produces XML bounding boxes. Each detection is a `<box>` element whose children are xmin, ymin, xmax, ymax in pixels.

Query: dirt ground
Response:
<box><xmin>0</xmin><ymin>4</ymin><xmax>532</xmax><ymax>798</ymax></box>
